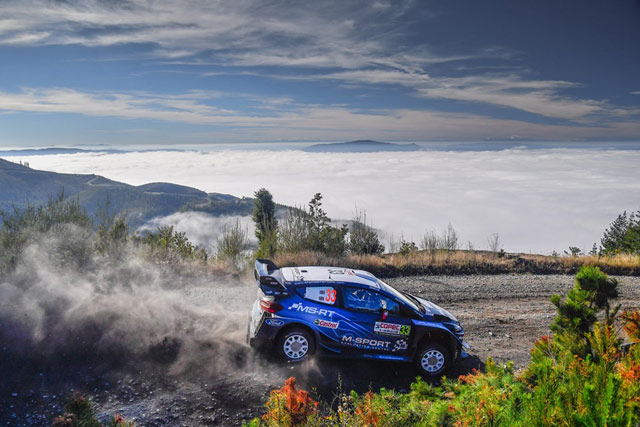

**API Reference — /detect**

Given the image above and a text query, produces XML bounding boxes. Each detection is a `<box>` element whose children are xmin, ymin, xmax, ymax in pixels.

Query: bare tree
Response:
<box><xmin>387</xmin><ymin>233</ymin><xmax>399</xmax><ymax>254</ymax></box>
<box><xmin>421</xmin><ymin>224</ymin><xmax>460</xmax><ymax>253</ymax></box>
<box><xmin>486</xmin><ymin>233</ymin><xmax>503</xmax><ymax>252</ymax></box>
<box><xmin>442</xmin><ymin>223</ymin><xmax>460</xmax><ymax>251</ymax></box>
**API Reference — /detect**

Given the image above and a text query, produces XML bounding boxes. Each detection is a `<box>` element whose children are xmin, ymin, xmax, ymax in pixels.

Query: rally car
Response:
<box><xmin>247</xmin><ymin>259</ymin><xmax>469</xmax><ymax>376</ymax></box>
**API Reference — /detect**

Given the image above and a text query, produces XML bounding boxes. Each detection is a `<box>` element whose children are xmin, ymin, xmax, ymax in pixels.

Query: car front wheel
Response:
<box><xmin>277</xmin><ymin>328</ymin><xmax>315</xmax><ymax>363</ymax></box>
<box><xmin>416</xmin><ymin>342</ymin><xmax>450</xmax><ymax>376</ymax></box>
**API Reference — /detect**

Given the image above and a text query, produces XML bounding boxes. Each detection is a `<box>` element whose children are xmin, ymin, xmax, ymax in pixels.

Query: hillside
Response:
<box><xmin>303</xmin><ymin>139</ymin><xmax>423</xmax><ymax>153</ymax></box>
<box><xmin>0</xmin><ymin>158</ymin><xmax>253</xmax><ymax>228</ymax></box>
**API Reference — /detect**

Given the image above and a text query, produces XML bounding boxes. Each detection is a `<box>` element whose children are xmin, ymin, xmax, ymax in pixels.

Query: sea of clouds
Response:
<box><xmin>21</xmin><ymin>148</ymin><xmax>640</xmax><ymax>254</ymax></box>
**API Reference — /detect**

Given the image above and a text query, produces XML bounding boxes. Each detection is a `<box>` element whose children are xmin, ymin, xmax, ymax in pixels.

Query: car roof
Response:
<box><xmin>280</xmin><ymin>266</ymin><xmax>381</xmax><ymax>289</ymax></box>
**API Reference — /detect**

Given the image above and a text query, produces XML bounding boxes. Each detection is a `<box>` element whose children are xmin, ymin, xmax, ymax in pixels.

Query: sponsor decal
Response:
<box><xmin>288</xmin><ymin>302</ymin><xmax>336</xmax><ymax>317</ymax></box>
<box><xmin>341</xmin><ymin>335</ymin><xmax>391</xmax><ymax>350</ymax></box>
<box><xmin>265</xmin><ymin>319</ymin><xmax>284</xmax><ymax>327</ymax></box>
<box><xmin>374</xmin><ymin>322</ymin><xmax>411</xmax><ymax>336</ymax></box>
<box><xmin>393</xmin><ymin>339</ymin><xmax>408</xmax><ymax>352</ymax></box>
<box><xmin>314</xmin><ymin>319</ymin><xmax>339</xmax><ymax>329</ymax></box>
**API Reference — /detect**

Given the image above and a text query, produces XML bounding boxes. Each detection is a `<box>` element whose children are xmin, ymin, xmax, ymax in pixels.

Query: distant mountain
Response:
<box><xmin>0</xmin><ymin>147</ymin><xmax>191</xmax><ymax>156</ymax></box>
<box><xmin>303</xmin><ymin>140</ymin><xmax>423</xmax><ymax>153</ymax></box>
<box><xmin>0</xmin><ymin>148</ymin><xmax>88</xmax><ymax>156</ymax></box>
<box><xmin>0</xmin><ymin>158</ymin><xmax>254</xmax><ymax>228</ymax></box>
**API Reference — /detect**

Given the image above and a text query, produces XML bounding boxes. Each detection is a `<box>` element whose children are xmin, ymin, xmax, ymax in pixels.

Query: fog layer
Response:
<box><xmin>24</xmin><ymin>149</ymin><xmax>640</xmax><ymax>253</ymax></box>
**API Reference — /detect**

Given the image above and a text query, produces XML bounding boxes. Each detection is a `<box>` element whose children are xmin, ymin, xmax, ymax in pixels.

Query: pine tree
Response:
<box><xmin>601</xmin><ymin>210</ymin><xmax>640</xmax><ymax>254</ymax></box>
<box><xmin>253</xmin><ymin>188</ymin><xmax>277</xmax><ymax>257</ymax></box>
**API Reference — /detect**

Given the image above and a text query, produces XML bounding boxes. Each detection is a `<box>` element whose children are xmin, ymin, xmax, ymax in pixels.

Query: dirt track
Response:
<box><xmin>389</xmin><ymin>274</ymin><xmax>640</xmax><ymax>368</ymax></box>
<box><xmin>2</xmin><ymin>274</ymin><xmax>639</xmax><ymax>426</ymax></box>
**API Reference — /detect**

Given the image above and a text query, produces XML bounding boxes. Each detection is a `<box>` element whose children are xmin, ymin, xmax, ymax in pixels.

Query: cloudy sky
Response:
<box><xmin>1</xmin><ymin>0</ymin><xmax>639</xmax><ymax>146</ymax></box>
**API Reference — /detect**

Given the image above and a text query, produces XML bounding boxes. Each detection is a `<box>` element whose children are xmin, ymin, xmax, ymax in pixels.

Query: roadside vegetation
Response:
<box><xmin>248</xmin><ymin>266</ymin><xmax>640</xmax><ymax>426</ymax></box>
<box><xmin>1</xmin><ymin>191</ymin><xmax>639</xmax><ymax>280</ymax></box>
<box><xmin>52</xmin><ymin>392</ymin><xmax>133</xmax><ymax>427</ymax></box>
<box><xmin>0</xmin><ymin>193</ymin><xmax>247</xmax><ymax>278</ymax></box>
<box><xmin>250</xmin><ymin>189</ymin><xmax>640</xmax><ymax>275</ymax></box>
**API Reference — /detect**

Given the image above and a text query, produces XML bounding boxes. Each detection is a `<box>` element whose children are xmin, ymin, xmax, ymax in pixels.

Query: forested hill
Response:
<box><xmin>0</xmin><ymin>158</ymin><xmax>253</xmax><ymax>227</ymax></box>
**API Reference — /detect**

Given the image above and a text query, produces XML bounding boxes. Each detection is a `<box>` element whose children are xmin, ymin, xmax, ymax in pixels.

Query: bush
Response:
<box><xmin>278</xmin><ymin>207</ymin><xmax>310</xmax><ymax>254</ymax></box>
<box><xmin>398</xmin><ymin>239</ymin><xmax>418</xmax><ymax>255</ymax></box>
<box><xmin>216</xmin><ymin>219</ymin><xmax>250</xmax><ymax>266</ymax></box>
<box><xmin>53</xmin><ymin>392</ymin><xmax>134</xmax><ymax>427</ymax></box>
<box><xmin>256</xmin><ymin>377</ymin><xmax>318</xmax><ymax>427</ymax></box>
<box><xmin>349</xmin><ymin>210</ymin><xmax>384</xmax><ymax>255</ymax></box>
<box><xmin>276</xmin><ymin>194</ymin><xmax>348</xmax><ymax>257</ymax></box>
<box><xmin>94</xmin><ymin>201</ymin><xmax>130</xmax><ymax>260</ymax></box>
<box><xmin>138</xmin><ymin>225</ymin><xmax>208</xmax><ymax>263</ymax></box>
<box><xmin>550</xmin><ymin>266</ymin><xmax>619</xmax><ymax>355</ymax></box>
<box><xmin>0</xmin><ymin>193</ymin><xmax>94</xmax><ymax>274</ymax></box>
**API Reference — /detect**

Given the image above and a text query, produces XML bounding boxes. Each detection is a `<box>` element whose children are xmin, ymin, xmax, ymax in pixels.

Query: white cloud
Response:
<box><xmin>1</xmin><ymin>1</ymin><xmax>637</xmax><ymax>129</ymax></box>
<box><xmin>318</xmin><ymin>70</ymin><xmax>631</xmax><ymax>121</ymax></box>
<box><xmin>0</xmin><ymin>0</ymin><xmax>408</xmax><ymax>68</ymax></box>
<box><xmin>2</xmin><ymin>87</ymin><xmax>640</xmax><ymax>141</ymax></box>
<box><xmin>23</xmin><ymin>149</ymin><xmax>640</xmax><ymax>254</ymax></box>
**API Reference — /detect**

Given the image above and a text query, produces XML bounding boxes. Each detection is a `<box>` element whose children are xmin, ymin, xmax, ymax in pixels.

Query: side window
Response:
<box><xmin>343</xmin><ymin>288</ymin><xmax>400</xmax><ymax>314</ymax></box>
<box><xmin>300</xmin><ymin>286</ymin><xmax>337</xmax><ymax>305</ymax></box>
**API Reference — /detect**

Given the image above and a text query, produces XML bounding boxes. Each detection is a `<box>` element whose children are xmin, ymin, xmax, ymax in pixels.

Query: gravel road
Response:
<box><xmin>3</xmin><ymin>274</ymin><xmax>639</xmax><ymax>426</ymax></box>
<box><xmin>387</xmin><ymin>274</ymin><xmax>640</xmax><ymax>368</ymax></box>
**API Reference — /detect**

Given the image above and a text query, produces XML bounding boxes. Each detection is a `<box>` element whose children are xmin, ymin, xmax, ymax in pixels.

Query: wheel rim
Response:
<box><xmin>421</xmin><ymin>349</ymin><xmax>445</xmax><ymax>373</ymax></box>
<box><xmin>283</xmin><ymin>334</ymin><xmax>309</xmax><ymax>360</ymax></box>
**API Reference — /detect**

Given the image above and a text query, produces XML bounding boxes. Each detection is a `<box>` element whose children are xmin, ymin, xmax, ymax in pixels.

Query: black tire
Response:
<box><xmin>415</xmin><ymin>342</ymin><xmax>450</xmax><ymax>377</ymax></box>
<box><xmin>277</xmin><ymin>327</ymin><xmax>315</xmax><ymax>363</ymax></box>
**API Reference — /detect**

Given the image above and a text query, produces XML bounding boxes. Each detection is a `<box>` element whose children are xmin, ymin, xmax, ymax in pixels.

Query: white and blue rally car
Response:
<box><xmin>247</xmin><ymin>259</ymin><xmax>469</xmax><ymax>376</ymax></box>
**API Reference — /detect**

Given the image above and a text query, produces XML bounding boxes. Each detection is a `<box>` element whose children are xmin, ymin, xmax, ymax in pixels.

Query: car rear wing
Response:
<box><xmin>254</xmin><ymin>259</ymin><xmax>288</xmax><ymax>296</ymax></box>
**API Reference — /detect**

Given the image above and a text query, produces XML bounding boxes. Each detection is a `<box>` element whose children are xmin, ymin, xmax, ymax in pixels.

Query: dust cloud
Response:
<box><xmin>0</xmin><ymin>226</ymin><xmax>257</xmax><ymax>383</ymax></box>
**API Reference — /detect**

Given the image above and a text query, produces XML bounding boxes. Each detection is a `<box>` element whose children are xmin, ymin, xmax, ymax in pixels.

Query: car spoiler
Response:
<box><xmin>254</xmin><ymin>259</ymin><xmax>287</xmax><ymax>294</ymax></box>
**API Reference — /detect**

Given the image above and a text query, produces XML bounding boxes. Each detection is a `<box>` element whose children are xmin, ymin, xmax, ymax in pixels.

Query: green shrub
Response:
<box><xmin>550</xmin><ymin>265</ymin><xmax>619</xmax><ymax>356</ymax></box>
<box><xmin>276</xmin><ymin>194</ymin><xmax>348</xmax><ymax>257</ymax></box>
<box><xmin>216</xmin><ymin>219</ymin><xmax>250</xmax><ymax>267</ymax></box>
<box><xmin>0</xmin><ymin>193</ymin><xmax>94</xmax><ymax>274</ymax></box>
<box><xmin>398</xmin><ymin>239</ymin><xmax>417</xmax><ymax>255</ymax></box>
<box><xmin>349</xmin><ymin>210</ymin><xmax>384</xmax><ymax>255</ymax></box>
<box><xmin>137</xmin><ymin>225</ymin><xmax>208</xmax><ymax>263</ymax></box>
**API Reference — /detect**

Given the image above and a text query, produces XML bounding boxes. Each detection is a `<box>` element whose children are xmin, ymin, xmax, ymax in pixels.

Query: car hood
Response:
<box><xmin>415</xmin><ymin>296</ymin><xmax>458</xmax><ymax>322</ymax></box>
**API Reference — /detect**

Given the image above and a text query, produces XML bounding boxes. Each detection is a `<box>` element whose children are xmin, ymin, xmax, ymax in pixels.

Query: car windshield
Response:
<box><xmin>377</xmin><ymin>280</ymin><xmax>423</xmax><ymax>313</ymax></box>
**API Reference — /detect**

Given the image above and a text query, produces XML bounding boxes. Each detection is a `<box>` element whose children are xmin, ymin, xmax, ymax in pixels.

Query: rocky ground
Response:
<box><xmin>2</xmin><ymin>274</ymin><xmax>639</xmax><ymax>426</ymax></box>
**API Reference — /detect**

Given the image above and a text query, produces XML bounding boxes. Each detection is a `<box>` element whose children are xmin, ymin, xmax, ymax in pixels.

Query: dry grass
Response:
<box><xmin>272</xmin><ymin>250</ymin><xmax>640</xmax><ymax>277</ymax></box>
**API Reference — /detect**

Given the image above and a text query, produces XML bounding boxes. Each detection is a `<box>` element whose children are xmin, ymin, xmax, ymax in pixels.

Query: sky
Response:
<box><xmin>23</xmin><ymin>149</ymin><xmax>640</xmax><ymax>254</ymax></box>
<box><xmin>1</xmin><ymin>0</ymin><xmax>640</xmax><ymax>146</ymax></box>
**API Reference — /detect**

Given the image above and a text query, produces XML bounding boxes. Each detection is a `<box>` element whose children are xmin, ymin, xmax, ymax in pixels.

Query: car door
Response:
<box><xmin>337</xmin><ymin>286</ymin><xmax>413</xmax><ymax>356</ymax></box>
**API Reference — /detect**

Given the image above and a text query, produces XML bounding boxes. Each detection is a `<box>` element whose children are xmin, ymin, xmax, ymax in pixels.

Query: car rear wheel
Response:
<box><xmin>277</xmin><ymin>328</ymin><xmax>315</xmax><ymax>362</ymax></box>
<box><xmin>416</xmin><ymin>342</ymin><xmax>450</xmax><ymax>377</ymax></box>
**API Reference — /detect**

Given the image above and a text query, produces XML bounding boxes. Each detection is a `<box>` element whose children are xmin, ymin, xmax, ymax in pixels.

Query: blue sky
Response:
<box><xmin>1</xmin><ymin>0</ymin><xmax>639</xmax><ymax>147</ymax></box>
